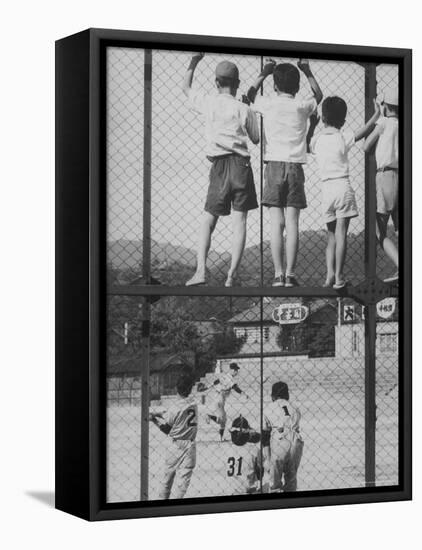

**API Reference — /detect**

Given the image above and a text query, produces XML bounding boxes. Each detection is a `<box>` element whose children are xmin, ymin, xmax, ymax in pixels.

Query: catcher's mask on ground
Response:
<box><xmin>271</xmin><ymin>381</ymin><xmax>289</xmax><ymax>401</ymax></box>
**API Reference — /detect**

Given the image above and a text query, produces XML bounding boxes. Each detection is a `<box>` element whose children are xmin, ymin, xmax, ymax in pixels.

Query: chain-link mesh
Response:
<box><xmin>106</xmin><ymin>296</ymin><xmax>378</xmax><ymax>501</ymax></box>
<box><xmin>375</xmin><ymin>297</ymin><xmax>399</xmax><ymax>486</ymax></box>
<box><xmin>105</xmin><ymin>48</ymin><xmax>400</xmax><ymax>503</ymax></box>
<box><xmin>375</xmin><ymin>64</ymin><xmax>399</xmax><ymax>281</ymax></box>
<box><xmin>106</xmin><ymin>50</ymin><xmax>393</xmax><ymax>287</ymax></box>
<box><xmin>106</xmin><ymin>294</ymin><xmax>145</xmax><ymax>502</ymax></box>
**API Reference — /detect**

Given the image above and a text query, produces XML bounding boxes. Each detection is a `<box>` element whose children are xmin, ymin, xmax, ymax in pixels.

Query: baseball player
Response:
<box><xmin>263</xmin><ymin>381</ymin><xmax>303</xmax><ymax>492</ymax></box>
<box><xmin>150</xmin><ymin>373</ymin><xmax>198</xmax><ymax>500</ymax></box>
<box><xmin>197</xmin><ymin>362</ymin><xmax>248</xmax><ymax>441</ymax></box>
<box><xmin>224</xmin><ymin>415</ymin><xmax>268</xmax><ymax>495</ymax></box>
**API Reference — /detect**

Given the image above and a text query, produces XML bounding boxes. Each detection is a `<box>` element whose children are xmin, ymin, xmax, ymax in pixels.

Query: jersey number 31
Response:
<box><xmin>227</xmin><ymin>457</ymin><xmax>243</xmax><ymax>476</ymax></box>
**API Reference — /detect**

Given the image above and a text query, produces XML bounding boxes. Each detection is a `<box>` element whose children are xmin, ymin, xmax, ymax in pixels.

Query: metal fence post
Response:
<box><xmin>140</xmin><ymin>49</ymin><xmax>152</xmax><ymax>500</ymax></box>
<box><xmin>364</xmin><ymin>62</ymin><xmax>377</xmax><ymax>487</ymax></box>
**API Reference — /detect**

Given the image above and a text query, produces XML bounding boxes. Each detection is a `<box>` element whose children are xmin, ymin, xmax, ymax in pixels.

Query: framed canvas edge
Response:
<box><xmin>55</xmin><ymin>28</ymin><xmax>412</xmax><ymax>521</ymax></box>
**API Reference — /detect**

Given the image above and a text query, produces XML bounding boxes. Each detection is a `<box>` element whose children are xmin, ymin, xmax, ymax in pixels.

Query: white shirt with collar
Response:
<box><xmin>252</xmin><ymin>93</ymin><xmax>317</xmax><ymax>163</ymax></box>
<box><xmin>188</xmin><ymin>89</ymin><xmax>259</xmax><ymax>158</ymax></box>
<box><xmin>310</xmin><ymin>126</ymin><xmax>355</xmax><ymax>181</ymax></box>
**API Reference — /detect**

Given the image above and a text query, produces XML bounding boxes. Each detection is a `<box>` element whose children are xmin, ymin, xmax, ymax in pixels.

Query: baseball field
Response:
<box><xmin>106</xmin><ymin>356</ymin><xmax>398</xmax><ymax>502</ymax></box>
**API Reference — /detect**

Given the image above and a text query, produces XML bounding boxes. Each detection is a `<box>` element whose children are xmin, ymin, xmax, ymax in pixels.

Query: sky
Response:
<box><xmin>106</xmin><ymin>48</ymin><xmax>398</xmax><ymax>254</ymax></box>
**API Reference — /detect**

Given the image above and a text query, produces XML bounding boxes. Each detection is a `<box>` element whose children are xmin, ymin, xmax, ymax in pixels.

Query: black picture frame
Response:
<box><xmin>55</xmin><ymin>28</ymin><xmax>412</xmax><ymax>521</ymax></box>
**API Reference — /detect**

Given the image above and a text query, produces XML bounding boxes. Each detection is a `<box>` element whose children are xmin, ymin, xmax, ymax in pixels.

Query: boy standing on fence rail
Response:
<box><xmin>182</xmin><ymin>53</ymin><xmax>260</xmax><ymax>287</ymax></box>
<box><xmin>364</xmin><ymin>88</ymin><xmax>399</xmax><ymax>283</ymax></box>
<box><xmin>150</xmin><ymin>373</ymin><xmax>198</xmax><ymax>499</ymax></box>
<box><xmin>308</xmin><ymin>97</ymin><xmax>380</xmax><ymax>288</ymax></box>
<box><xmin>247</xmin><ymin>59</ymin><xmax>323</xmax><ymax>287</ymax></box>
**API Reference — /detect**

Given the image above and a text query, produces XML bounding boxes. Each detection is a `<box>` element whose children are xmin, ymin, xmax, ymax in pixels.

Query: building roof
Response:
<box><xmin>108</xmin><ymin>350</ymin><xmax>195</xmax><ymax>377</ymax></box>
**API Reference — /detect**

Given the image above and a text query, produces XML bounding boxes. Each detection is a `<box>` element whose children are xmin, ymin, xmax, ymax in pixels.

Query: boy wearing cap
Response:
<box><xmin>224</xmin><ymin>416</ymin><xmax>267</xmax><ymax>495</ymax></box>
<box><xmin>364</xmin><ymin>88</ymin><xmax>399</xmax><ymax>283</ymax></box>
<box><xmin>263</xmin><ymin>381</ymin><xmax>303</xmax><ymax>492</ymax></box>
<box><xmin>150</xmin><ymin>373</ymin><xmax>198</xmax><ymax>500</ymax></box>
<box><xmin>182</xmin><ymin>53</ymin><xmax>260</xmax><ymax>287</ymax></box>
<box><xmin>247</xmin><ymin>59</ymin><xmax>323</xmax><ymax>287</ymax></box>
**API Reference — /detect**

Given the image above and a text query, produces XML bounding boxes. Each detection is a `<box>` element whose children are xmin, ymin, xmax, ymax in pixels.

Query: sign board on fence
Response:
<box><xmin>272</xmin><ymin>303</ymin><xmax>309</xmax><ymax>325</ymax></box>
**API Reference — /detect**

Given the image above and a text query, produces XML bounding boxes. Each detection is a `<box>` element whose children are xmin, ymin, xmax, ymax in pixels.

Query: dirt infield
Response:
<box><xmin>107</xmin><ymin>372</ymin><xmax>398</xmax><ymax>502</ymax></box>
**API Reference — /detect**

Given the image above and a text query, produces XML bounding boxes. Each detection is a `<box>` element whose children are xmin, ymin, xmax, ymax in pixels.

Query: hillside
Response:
<box><xmin>108</xmin><ymin>229</ymin><xmax>398</xmax><ymax>287</ymax></box>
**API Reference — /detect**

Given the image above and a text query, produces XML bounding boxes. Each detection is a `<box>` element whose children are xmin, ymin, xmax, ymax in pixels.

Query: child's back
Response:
<box><xmin>189</xmin><ymin>89</ymin><xmax>258</xmax><ymax>158</ymax></box>
<box><xmin>247</xmin><ymin>60</ymin><xmax>323</xmax><ymax>287</ymax></box>
<box><xmin>311</xmin><ymin>127</ymin><xmax>355</xmax><ymax>181</ymax></box>
<box><xmin>254</xmin><ymin>93</ymin><xmax>317</xmax><ymax>162</ymax></box>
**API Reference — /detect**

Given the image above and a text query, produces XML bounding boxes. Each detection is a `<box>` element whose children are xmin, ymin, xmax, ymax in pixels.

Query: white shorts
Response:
<box><xmin>322</xmin><ymin>177</ymin><xmax>358</xmax><ymax>224</ymax></box>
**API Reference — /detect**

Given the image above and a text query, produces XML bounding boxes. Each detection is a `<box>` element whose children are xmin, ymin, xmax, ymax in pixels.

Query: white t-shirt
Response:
<box><xmin>375</xmin><ymin>116</ymin><xmax>398</xmax><ymax>169</ymax></box>
<box><xmin>188</xmin><ymin>90</ymin><xmax>259</xmax><ymax>158</ymax></box>
<box><xmin>310</xmin><ymin>127</ymin><xmax>355</xmax><ymax>181</ymax></box>
<box><xmin>252</xmin><ymin>94</ymin><xmax>317</xmax><ymax>163</ymax></box>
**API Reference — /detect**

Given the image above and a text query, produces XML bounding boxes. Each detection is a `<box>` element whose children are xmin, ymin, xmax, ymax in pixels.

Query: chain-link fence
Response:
<box><xmin>106</xmin><ymin>49</ymin><xmax>393</xmax><ymax>287</ymax></box>
<box><xmin>106</xmin><ymin>294</ymin><xmax>399</xmax><ymax>501</ymax></box>
<box><xmin>106</xmin><ymin>47</ymin><xmax>400</xmax><ymax>503</ymax></box>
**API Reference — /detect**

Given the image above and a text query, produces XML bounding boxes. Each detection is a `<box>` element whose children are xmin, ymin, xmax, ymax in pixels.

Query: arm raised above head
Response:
<box><xmin>246</xmin><ymin>58</ymin><xmax>276</xmax><ymax>104</ymax></box>
<box><xmin>297</xmin><ymin>59</ymin><xmax>323</xmax><ymax>105</ymax></box>
<box><xmin>363</xmin><ymin>125</ymin><xmax>381</xmax><ymax>153</ymax></box>
<box><xmin>182</xmin><ymin>52</ymin><xmax>204</xmax><ymax>97</ymax></box>
<box><xmin>245</xmin><ymin>108</ymin><xmax>260</xmax><ymax>145</ymax></box>
<box><xmin>306</xmin><ymin>112</ymin><xmax>320</xmax><ymax>153</ymax></box>
<box><xmin>355</xmin><ymin>100</ymin><xmax>381</xmax><ymax>142</ymax></box>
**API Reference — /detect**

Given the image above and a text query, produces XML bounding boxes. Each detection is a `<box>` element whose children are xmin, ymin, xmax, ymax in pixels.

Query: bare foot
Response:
<box><xmin>185</xmin><ymin>273</ymin><xmax>206</xmax><ymax>286</ymax></box>
<box><xmin>225</xmin><ymin>273</ymin><xmax>236</xmax><ymax>287</ymax></box>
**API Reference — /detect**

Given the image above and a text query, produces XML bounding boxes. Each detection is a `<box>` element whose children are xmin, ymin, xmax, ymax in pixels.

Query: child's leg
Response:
<box><xmin>268</xmin><ymin>207</ymin><xmax>285</xmax><ymax>277</ymax></box>
<box><xmin>269</xmin><ymin>456</ymin><xmax>284</xmax><ymax>492</ymax></box>
<box><xmin>227</xmin><ymin>210</ymin><xmax>248</xmax><ymax>280</ymax></box>
<box><xmin>172</xmin><ymin>442</ymin><xmax>196</xmax><ymax>499</ymax></box>
<box><xmin>325</xmin><ymin>221</ymin><xmax>336</xmax><ymax>286</ymax></box>
<box><xmin>376</xmin><ymin>213</ymin><xmax>399</xmax><ymax>268</ymax></box>
<box><xmin>285</xmin><ymin>207</ymin><xmax>300</xmax><ymax>277</ymax></box>
<box><xmin>283</xmin><ymin>439</ymin><xmax>304</xmax><ymax>492</ymax></box>
<box><xmin>219</xmin><ymin>409</ymin><xmax>227</xmax><ymax>441</ymax></box>
<box><xmin>159</xmin><ymin>449</ymin><xmax>178</xmax><ymax>499</ymax></box>
<box><xmin>186</xmin><ymin>211</ymin><xmax>218</xmax><ymax>285</ymax></box>
<box><xmin>334</xmin><ymin>217</ymin><xmax>351</xmax><ymax>283</ymax></box>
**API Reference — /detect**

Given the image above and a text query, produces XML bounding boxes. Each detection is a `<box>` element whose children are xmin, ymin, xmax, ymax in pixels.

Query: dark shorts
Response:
<box><xmin>262</xmin><ymin>161</ymin><xmax>307</xmax><ymax>209</ymax></box>
<box><xmin>204</xmin><ymin>154</ymin><xmax>258</xmax><ymax>217</ymax></box>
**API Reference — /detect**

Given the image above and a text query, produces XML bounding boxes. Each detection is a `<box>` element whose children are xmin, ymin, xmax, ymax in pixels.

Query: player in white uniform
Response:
<box><xmin>224</xmin><ymin>416</ymin><xmax>268</xmax><ymax>495</ymax></box>
<box><xmin>150</xmin><ymin>373</ymin><xmax>198</xmax><ymax>500</ymax></box>
<box><xmin>263</xmin><ymin>381</ymin><xmax>303</xmax><ymax>492</ymax></box>
<box><xmin>198</xmin><ymin>362</ymin><xmax>248</xmax><ymax>441</ymax></box>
